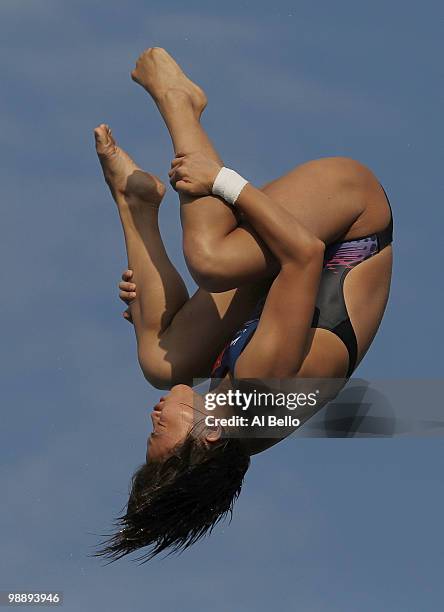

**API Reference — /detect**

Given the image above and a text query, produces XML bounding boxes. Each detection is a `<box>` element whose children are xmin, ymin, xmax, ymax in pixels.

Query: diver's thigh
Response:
<box><xmin>259</xmin><ymin>157</ymin><xmax>375</xmax><ymax>243</ymax></box>
<box><xmin>342</xmin><ymin>247</ymin><xmax>393</xmax><ymax>366</ymax></box>
<box><xmin>161</xmin><ymin>281</ymin><xmax>269</xmax><ymax>380</ymax></box>
<box><xmin>296</xmin><ymin>248</ymin><xmax>392</xmax><ymax>379</ymax></box>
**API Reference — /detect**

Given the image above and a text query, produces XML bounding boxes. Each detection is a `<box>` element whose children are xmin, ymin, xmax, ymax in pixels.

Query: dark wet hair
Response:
<box><xmin>95</xmin><ymin>434</ymin><xmax>250</xmax><ymax>563</ymax></box>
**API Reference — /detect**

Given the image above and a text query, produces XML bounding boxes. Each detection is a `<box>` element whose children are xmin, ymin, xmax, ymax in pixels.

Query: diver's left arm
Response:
<box><xmin>227</xmin><ymin>180</ymin><xmax>326</xmax><ymax>377</ymax></box>
<box><xmin>234</xmin><ymin>245</ymin><xmax>324</xmax><ymax>379</ymax></box>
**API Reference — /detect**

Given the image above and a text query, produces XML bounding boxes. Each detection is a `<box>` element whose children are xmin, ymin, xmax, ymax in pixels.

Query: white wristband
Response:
<box><xmin>212</xmin><ymin>167</ymin><xmax>249</xmax><ymax>206</ymax></box>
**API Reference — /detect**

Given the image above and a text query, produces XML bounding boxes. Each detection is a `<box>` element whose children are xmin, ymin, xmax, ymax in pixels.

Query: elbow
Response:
<box><xmin>284</xmin><ymin>236</ymin><xmax>325</xmax><ymax>267</ymax></box>
<box><xmin>304</xmin><ymin>237</ymin><xmax>326</xmax><ymax>261</ymax></box>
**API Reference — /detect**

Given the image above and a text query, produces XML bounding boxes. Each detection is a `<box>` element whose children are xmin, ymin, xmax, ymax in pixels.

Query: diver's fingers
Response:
<box><xmin>119</xmin><ymin>280</ymin><xmax>136</xmax><ymax>292</ymax></box>
<box><xmin>122</xmin><ymin>269</ymin><xmax>134</xmax><ymax>281</ymax></box>
<box><xmin>119</xmin><ymin>279</ymin><xmax>136</xmax><ymax>303</ymax></box>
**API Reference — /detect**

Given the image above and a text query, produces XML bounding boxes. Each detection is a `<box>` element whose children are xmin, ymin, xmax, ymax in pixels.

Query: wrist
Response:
<box><xmin>211</xmin><ymin>167</ymin><xmax>249</xmax><ymax>205</ymax></box>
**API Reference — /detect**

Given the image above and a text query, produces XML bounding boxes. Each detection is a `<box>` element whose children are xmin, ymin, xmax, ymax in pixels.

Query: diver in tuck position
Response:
<box><xmin>93</xmin><ymin>47</ymin><xmax>393</xmax><ymax>561</ymax></box>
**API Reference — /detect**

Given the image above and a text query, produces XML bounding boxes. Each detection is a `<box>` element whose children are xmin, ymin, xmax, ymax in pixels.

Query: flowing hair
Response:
<box><xmin>95</xmin><ymin>434</ymin><xmax>250</xmax><ymax>563</ymax></box>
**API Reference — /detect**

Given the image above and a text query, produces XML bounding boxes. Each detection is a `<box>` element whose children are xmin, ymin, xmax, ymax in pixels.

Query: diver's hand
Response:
<box><xmin>168</xmin><ymin>151</ymin><xmax>222</xmax><ymax>197</ymax></box>
<box><xmin>119</xmin><ymin>269</ymin><xmax>136</xmax><ymax>324</ymax></box>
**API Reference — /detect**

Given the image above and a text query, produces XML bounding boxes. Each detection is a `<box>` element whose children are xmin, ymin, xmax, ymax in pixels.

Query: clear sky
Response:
<box><xmin>1</xmin><ymin>1</ymin><xmax>443</xmax><ymax>610</ymax></box>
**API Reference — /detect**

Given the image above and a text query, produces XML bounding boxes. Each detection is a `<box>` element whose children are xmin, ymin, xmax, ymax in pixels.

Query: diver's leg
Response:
<box><xmin>94</xmin><ymin>123</ymin><xmax>188</xmax><ymax>386</ymax></box>
<box><xmin>131</xmin><ymin>48</ymin><xmax>276</xmax><ymax>290</ymax></box>
<box><xmin>95</xmin><ymin>124</ymin><xmax>267</xmax><ymax>388</ymax></box>
<box><xmin>131</xmin><ymin>48</ymin><xmax>389</xmax><ymax>293</ymax></box>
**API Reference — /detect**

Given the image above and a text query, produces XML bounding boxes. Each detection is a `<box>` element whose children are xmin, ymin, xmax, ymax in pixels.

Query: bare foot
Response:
<box><xmin>94</xmin><ymin>124</ymin><xmax>166</xmax><ymax>207</ymax></box>
<box><xmin>131</xmin><ymin>47</ymin><xmax>207</xmax><ymax>118</ymax></box>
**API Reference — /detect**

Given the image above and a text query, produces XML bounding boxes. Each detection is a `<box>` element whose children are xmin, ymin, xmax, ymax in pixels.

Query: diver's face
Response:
<box><xmin>147</xmin><ymin>384</ymin><xmax>199</xmax><ymax>462</ymax></box>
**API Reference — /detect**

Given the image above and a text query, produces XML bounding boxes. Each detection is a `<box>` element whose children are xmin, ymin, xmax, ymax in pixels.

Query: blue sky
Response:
<box><xmin>1</xmin><ymin>1</ymin><xmax>443</xmax><ymax>610</ymax></box>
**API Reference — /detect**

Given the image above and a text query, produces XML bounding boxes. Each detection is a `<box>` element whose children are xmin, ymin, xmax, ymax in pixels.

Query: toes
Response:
<box><xmin>94</xmin><ymin>124</ymin><xmax>116</xmax><ymax>154</ymax></box>
<box><xmin>94</xmin><ymin>124</ymin><xmax>112</xmax><ymax>141</ymax></box>
<box><xmin>94</xmin><ymin>126</ymin><xmax>107</xmax><ymax>148</ymax></box>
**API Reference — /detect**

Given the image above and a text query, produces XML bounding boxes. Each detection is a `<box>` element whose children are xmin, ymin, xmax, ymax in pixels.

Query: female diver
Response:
<box><xmin>93</xmin><ymin>48</ymin><xmax>393</xmax><ymax>562</ymax></box>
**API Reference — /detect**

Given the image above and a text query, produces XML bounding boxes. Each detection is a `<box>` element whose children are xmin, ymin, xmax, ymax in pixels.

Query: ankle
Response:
<box><xmin>157</xmin><ymin>89</ymin><xmax>202</xmax><ymax>119</ymax></box>
<box><xmin>115</xmin><ymin>193</ymin><xmax>162</xmax><ymax>218</ymax></box>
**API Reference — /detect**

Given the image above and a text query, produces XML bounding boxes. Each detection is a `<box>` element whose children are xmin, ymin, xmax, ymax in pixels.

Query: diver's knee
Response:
<box><xmin>138</xmin><ymin>347</ymin><xmax>196</xmax><ymax>390</ymax></box>
<box><xmin>141</xmin><ymin>368</ymin><xmax>174</xmax><ymax>390</ymax></box>
<box><xmin>137</xmin><ymin>349</ymin><xmax>173</xmax><ymax>390</ymax></box>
